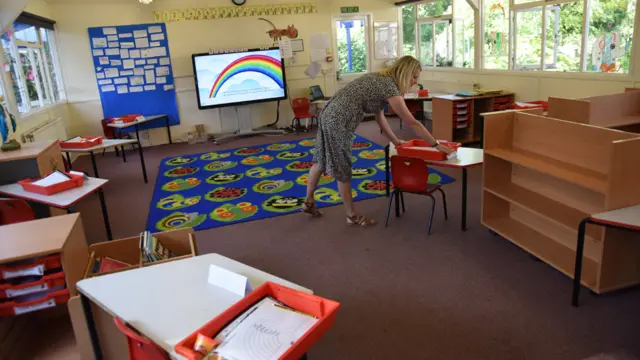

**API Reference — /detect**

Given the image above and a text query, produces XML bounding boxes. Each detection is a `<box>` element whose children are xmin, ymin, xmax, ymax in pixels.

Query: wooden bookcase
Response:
<box><xmin>548</xmin><ymin>91</ymin><xmax>640</xmax><ymax>131</ymax></box>
<box><xmin>483</xmin><ymin>111</ymin><xmax>640</xmax><ymax>293</ymax></box>
<box><xmin>433</xmin><ymin>93</ymin><xmax>514</xmax><ymax>144</ymax></box>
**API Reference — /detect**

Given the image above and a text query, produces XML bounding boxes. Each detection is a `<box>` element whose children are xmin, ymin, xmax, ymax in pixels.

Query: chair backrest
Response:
<box><xmin>292</xmin><ymin>97</ymin><xmax>311</xmax><ymax>117</ymax></box>
<box><xmin>0</xmin><ymin>198</ymin><xmax>35</xmax><ymax>225</ymax></box>
<box><xmin>113</xmin><ymin>317</ymin><xmax>169</xmax><ymax>360</ymax></box>
<box><xmin>101</xmin><ymin>119</ymin><xmax>116</xmax><ymax>139</ymax></box>
<box><xmin>390</xmin><ymin>155</ymin><xmax>431</xmax><ymax>193</ymax></box>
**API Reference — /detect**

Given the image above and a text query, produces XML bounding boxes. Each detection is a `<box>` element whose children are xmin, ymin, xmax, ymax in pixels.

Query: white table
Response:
<box><xmin>76</xmin><ymin>253</ymin><xmax>313</xmax><ymax>359</ymax></box>
<box><xmin>62</xmin><ymin>139</ymin><xmax>148</xmax><ymax>183</ymax></box>
<box><xmin>107</xmin><ymin>114</ymin><xmax>173</xmax><ymax>145</ymax></box>
<box><xmin>572</xmin><ymin>205</ymin><xmax>640</xmax><ymax>306</ymax></box>
<box><xmin>0</xmin><ymin>177</ymin><xmax>113</xmax><ymax>240</ymax></box>
<box><xmin>386</xmin><ymin>143</ymin><xmax>484</xmax><ymax>231</ymax></box>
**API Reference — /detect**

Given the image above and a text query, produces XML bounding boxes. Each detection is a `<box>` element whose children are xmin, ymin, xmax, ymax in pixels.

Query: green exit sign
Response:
<box><xmin>341</xmin><ymin>6</ymin><xmax>360</xmax><ymax>13</ymax></box>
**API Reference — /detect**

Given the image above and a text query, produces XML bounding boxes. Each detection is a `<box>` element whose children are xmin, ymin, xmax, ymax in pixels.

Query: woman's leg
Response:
<box><xmin>305</xmin><ymin>163</ymin><xmax>323</xmax><ymax>203</ymax></box>
<box><xmin>337</xmin><ymin>180</ymin><xmax>356</xmax><ymax>217</ymax></box>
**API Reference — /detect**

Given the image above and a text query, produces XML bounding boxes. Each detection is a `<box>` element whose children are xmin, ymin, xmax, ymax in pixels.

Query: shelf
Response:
<box><xmin>483</xmin><ymin>216</ymin><xmax>599</xmax><ymax>287</ymax></box>
<box><xmin>485</xmin><ymin>148</ymin><xmax>608</xmax><ymax>193</ymax></box>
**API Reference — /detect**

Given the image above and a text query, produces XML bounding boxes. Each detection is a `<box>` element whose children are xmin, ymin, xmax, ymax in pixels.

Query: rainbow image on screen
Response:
<box><xmin>209</xmin><ymin>54</ymin><xmax>284</xmax><ymax>98</ymax></box>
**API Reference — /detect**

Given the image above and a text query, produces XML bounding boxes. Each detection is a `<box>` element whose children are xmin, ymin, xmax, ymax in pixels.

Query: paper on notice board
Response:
<box><xmin>123</xmin><ymin>59</ymin><xmax>135</xmax><ymax>69</ymax></box>
<box><xmin>144</xmin><ymin>85</ymin><xmax>156</xmax><ymax>91</ymax></box>
<box><xmin>150</xmin><ymin>41</ymin><xmax>161</xmax><ymax>47</ymax></box>
<box><xmin>135</xmin><ymin>38</ymin><xmax>149</xmax><ymax>48</ymax></box>
<box><xmin>279</xmin><ymin>39</ymin><xmax>293</xmax><ymax>59</ymax></box>
<box><xmin>130</xmin><ymin>76</ymin><xmax>144</xmax><ymax>86</ymax></box>
<box><xmin>147</xmin><ymin>59</ymin><xmax>158</xmax><ymax>65</ymax></box>
<box><xmin>148</xmin><ymin>26</ymin><xmax>162</xmax><ymax>34</ymax></box>
<box><xmin>310</xmin><ymin>49</ymin><xmax>326</xmax><ymax>62</ymax></box>
<box><xmin>114</xmin><ymin>78</ymin><xmax>128</xmax><ymax>84</ymax></box>
<box><xmin>120</xmin><ymin>42</ymin><xmax>135</xmax><ymax>49</ymax></box>
<box><xmin>150</xmin><ymin>33</ymin><xmax>165</xmax><ymax>41</ymax></box>
<box><xmin>155</xmin><ymin>66</ymin><xmax>170</xmax><ymax>76</ymax></box>
<box><xmin>163</xmin><ymin>84</ymin><xmax>174</xmax><ymax>91</ymax></box>
<box><xmin>145</xmin><ymin>70</ymin><xmax>155</xmax><ymax>84</ymax></box>
<box><xmin>120</xmin><ymin>49</ymin><xmax>130</xmax><ymax>58</ymax></box>
<box><xmin>107</xmin><ymin>35</ymin><xmax>118</xmax><ymax>42</ymax></box>
<box><xmin>129</xmin><ymin>49</ymin><xmax>141</xmax><ymax>58</ymax></box>
<box><xmin>156</xmin><ymin>76</ymin><xmax>167</xmax><ymax>84</ymax></box>
<box><xmin>96</xmin><ymin>73</ymin><xmax>105</xmax><ymax>79</ymax></box>
<box><xmin>105</xmin><ymin>68</ymin><xmax>120</xmax><ymax>78</ymax></box>
<box><xmin>98</xmin><ymin>57</ymin><xmax>109</xmax><ymax>65</ymax></box>
<box><xmin>144</xmin><ymin>65</ymin><xmax>154</xmax><ymax>69</ymax></box>
<box><xmin>110</xmin><ymin>60</ymin><xmax>122</xmax><ymax>66</ymax></box>
<box><xmin>305</xmin><ymin>61</ymin><xmax>321</xmax><ymax>79</ymax></box>
<box><xmin>133</xmin><ymin>30</ymin><xmax>148</xmax><ymax>38</ymax></box>
<box><xmin>119</xmin><ymin>33</ymin><xmax>132</xmax><ymax>38</ymax></box>
<box><xmin>159</xmin><ymin>57</ymin><xmax>171</xmax><ymax>65</ymax></box>
<box><xmin>98</xmin><ymin>79</ymin><xmax>112</xmax><ymax>85</ymax></box>
<box><xmin>92</xmin><ymin>49</ymin><xmax>104</xmax><ymax>56</ymax></box>
<box><xmin>310</xmin><ymin>32</ymin><xmax>330</xmax><ymax>49</ymax></box>
<box><xmin>142</xmin><ymin>47</ymin><xmax>167</xmax><ymax>58</ymax></box>
<box><xmin>101</xmin><ymin>85</ymin><xmax>115</xmax><ymax>92</ymax></box>
<box><xmin>120</xmin><ymin>70</ymin><xmax>133</xmax><ymax>76</ymax></box>
<box><xmin>92</xmin><ymin>37</ymin><xmax>107</xmax><ymax>48</ymax></box>
<box><xmin>103</xmin><ymin>28</ymin><xmax>117</xmax><ymax>35</ymax></box>
<box><xmin>130</xmin><ymin>86</ymin><xmax>143</xmax><ymax>93</ymax></box>
<box><xmin>135</xmin><ymin>59</ymin><xmax>146</xmax><ymax>66</ymax></box>
<box><xmin>105</xmin><ymin>48</ymin><xmax>119</xmax><ymax>56</ymax></box>
<box><xmin>133</xmin><ymin>68</ymin><xmax>144</xmax><ymax>76</ymax></box>
<box><xmin>117</xmin><ymin>85</ymin><xmax>128</xmax><ymax>94</ymax></box>
<box><xmin>108</xmin><ymin>42</ymin><xmax>119</xmax><ymax>48</ymax></box>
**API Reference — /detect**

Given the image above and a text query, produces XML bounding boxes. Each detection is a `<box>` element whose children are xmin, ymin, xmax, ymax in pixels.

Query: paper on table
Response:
<box><xmin>147</xmin><ymin>58</ymin><xmax>158</xmax><ymax>65</ymax></box>
<box><xmin>305</xmin><ymin>61</ymin><xmax>321</xmax><ymax>79</ymax></box>
<box><xmin>148</xmin><ymin>26</ymin><xmax>162</xmax><ymax>34</ymax></box>
<box><xmin>120</xmin><ymin>49</ymin><xmax>129</xmax><ymax>58</ymax></box>
<box><xmin>123</xmin><ymin>59</ymin><xmax>135</xmax><ymax>69</ymax></box>
<box><xmin>120</xmin><ymin>42</ymin><xmax>135</xmax><ymax>49</ymax></box>
<box><xmin>118</xmin><ymin>33</ymin><xmax>132</xmax><ymax>38</ymax></box>
<box><xmin>150</xmin><ymin>33</ymin><xmax>165</xmax><ymax>41</ymax></box>
<box><xmin>101</xmin><ymin>85</ymin><xmax>115</xmax><ymax>92</ymax></box>
<box><xmin>310</xmin><ymin>49</ymin><xmax>325</xmax><ymax>62</ymax></box>
<box><xmin>310</xmin><ymin>32</ymin><xmax>330</xmax><ymax>49</ymax></box>
<box><xmin>144</xmin><ymin>85</ymin><xmax>156</xmax><ymax>91</ymax></box>
<box><xmin>92</xmin><ymin>37</ymin><xmax>107</xmax><ymax>48</ymax></box>
<box><xmin>130</xmin><ymin>86</ymin><xmax>143</xmax><ymax>93</ymax></box>
<box><xmin>133</xmin><ymin>68</ymin><xmax>144</xmax><ymax>76</ymax></box>
<box><xmin>159</xmin><ymin>57</ymin><xmax>171</xmax><ymax>65</ymax></box>
<box><xmin>129</xmin><ymin>49</ymin><xmax>141</xmax><ymax>58</ymax></box>
<box><xmin>155</xmin><ymin>66</ymin><xmax>169</xmax><ymax>76</ymax></box>
<box><xmin>108</xmin><ymin>42</ymin><xmax>119</xmax><ymax>48</ymax></box>
<box><xmin>114</xmin><ymin>78</ymin><xmax>128</xmax><ymax>84</ymax></box>
<box><xmin>105</xmin><ymin>68</ymin><xmax>119</xmax><ymax>78</ymax></box>
<box><xmin>117</xmin><ymin>85</ymin><xmax>128</xmax><ymax>94</ymax></box>
<box><xmin>105</xmin><ymin>48</ymin><xmax>119</xmax><ymax>56</ymax></box>
<box><xmin>207</xmin><ymin>264</ymin><xmax>253</xmax><ymax>297</ymax></box>
<box><xmin>32</xmin><ymin>171</ymin><xmax>72</xmax><ymax>187</ymax></box>
<box><xmin>130</xmin><ymin>76</ymin><xmax>144</xmax><ymax>86</ymax></box>
<box><xmin>156</xmin><ymin>76</ymin><xmax>167</xmax><ymax>84</ymax></box>
<box><xmin>135</xmin><ymin>59</ymin><xmax>146</xmax><ymax>65</ymax></box>
<box><xmin>92</xmin><ymin>49</ymin><xmax>104</xmax><ymax>56</ymax></box>
<box><xmin>133</xmin><ymin>30</ymin><xmax>148</xmax><ymax>38</ymax></box>
<box><xmin>120</xmin><ymin>70</ymin><xmax>133</xmax><ymax>76</ymax></box>
<box><xmin>103</xmin><ymin>27</ymin><xmax>117</xmax><ymax>35</ymax></box>
<box><xmin>97</xmin><ymin>79</ymin><xmax>112</xmax><ymax>85</ymax></box>
<box><xmin>107</xmin><ymin>35</ymin><xmax>118</xmax><ymax>42</ymax></box>
<box><xmin>98</xmin><ymin>57</ymin><xmax>109</xmax><ymax>65</ymax></box>
<box><xmin>65</xmin><ymin>136</ymin><xmax>84</xmax><ymax>143</ymax></box>
<box><xmin>135</xmin><ymin>37</ymin><xmax>149</xmax><ymax>48</ymax></box>
<box><xmin>145</xmin><ymin>70</ymin><xmax>155</xmax><ymax>84</ymax></box>
<box><xmin>279</xmin><ymin>38</ymin><xmax>293</xmax><ymax>59</ymax></box>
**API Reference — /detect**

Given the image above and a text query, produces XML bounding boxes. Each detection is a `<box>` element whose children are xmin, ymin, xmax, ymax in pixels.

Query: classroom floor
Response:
<box><xmin>40</xmin><ymin>119</ymin><xmax>640</xmax><ymax>360</ymax></box>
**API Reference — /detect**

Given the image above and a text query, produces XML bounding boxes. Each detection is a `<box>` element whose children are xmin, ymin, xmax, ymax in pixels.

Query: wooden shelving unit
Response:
<box><xmin>548</xmin><ymin>91</ymin><xmax>640</xmax><ymax>132</ymax></box>
<box><xmin>483</xmin><ymin>111</ymin><xmax>640</xmax><ymax>293</ymax></box>
<box><xmin>433</xmin><ymin>93</ymin><xmax>515</xmax><ymax>144</ymax></box>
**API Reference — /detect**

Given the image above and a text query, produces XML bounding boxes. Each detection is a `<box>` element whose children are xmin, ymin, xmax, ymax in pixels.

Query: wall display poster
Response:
<box><xmin>87</xmin><ymin>22</ymin><xmax>179</xmax><ymax>133</ymax></box>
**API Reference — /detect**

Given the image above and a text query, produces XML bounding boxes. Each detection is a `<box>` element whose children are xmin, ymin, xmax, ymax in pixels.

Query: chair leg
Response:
<box><xmin>436</xmin><ymin>188</ymin><xmax>448</xmax><ymax>220</ymax></box>
<box><xmin>427</xmin><ymin>194</ymin><xmax>436</xmax><ymax>235</ymax></box>
<box><xmin>400</xmin><ymin>192</ymin><xmax>405</xmax><ymax>214</ymax></box>
<box><xmin>385</xmin><ymin>190</ymin><xmax>395</xmax><ymax>227</ymax></box>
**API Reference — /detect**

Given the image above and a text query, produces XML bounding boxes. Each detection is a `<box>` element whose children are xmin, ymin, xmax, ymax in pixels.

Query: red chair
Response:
<box><xmin>291</xmin><ymin>98</ymin><xmax>318</xmax><ymax>133</ymax></box>
<box><xmin>0</xmin><ymin>198</ymin><xmax>35</xmax><ymax>225</ymax></box>
<box><xmin>113</xmin><ymin>317</ymin><xmax>169</xmax><ymax>360</ymax></box>
<box><xmin>385</xmin><ymin>155</ymin><xmax>448</xmax><ymax>234</ymax></box>
<box><xmin>101</xmin><ymin>118</ymin><xmax>137</xmax><ymax>157</ymax></box>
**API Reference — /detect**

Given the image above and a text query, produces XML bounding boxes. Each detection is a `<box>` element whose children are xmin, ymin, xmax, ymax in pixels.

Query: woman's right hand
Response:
<box><xmin>435</xmin><ymin>144</ymin><xmax>454</xmax><ymax>154</ymax></box>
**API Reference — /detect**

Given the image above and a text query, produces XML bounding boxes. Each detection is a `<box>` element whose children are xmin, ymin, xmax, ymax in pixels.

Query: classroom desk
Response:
<box><xmin>76</xmin><ymin>253</ymin><xmax>313</xmax><ymax>360</ymax></box>
<box><xmin>63</xmin><ymin>139</ymin><xmax>147</xmax><ymax>183</ymax></box>
<box><xmin>572</xmin><ymin>205</ymin><xmax>640</xmax><ymax>307</ymax></box>
<box><xmin>386</xmin><ymin>143</ymin><xmax>484</xmax><ymax>231</ymax></box>
<box><xmin>107</xmin><ymin>114</ymin><xmax>172</xmax><ymax>146</ymax></box>
<box><xmin>0</xmin><ymin>177</ymin><xmax>113</xmax><ymax>240</ymax></box>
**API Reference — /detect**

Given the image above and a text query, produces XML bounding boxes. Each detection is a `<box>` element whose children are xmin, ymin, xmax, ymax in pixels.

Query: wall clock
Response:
<box><xmin>232</xmin><ymin>0</ymin><xmax>246</xmax><ymax>5</ymax></box>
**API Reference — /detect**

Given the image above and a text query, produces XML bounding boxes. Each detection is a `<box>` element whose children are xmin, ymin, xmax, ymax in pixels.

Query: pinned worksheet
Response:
<box><xmin>108</xmin><ymin>42</ymin><xmax>119</xmax><ymax>48</ymax></box>
<box><xmin>117</xmin><ymin>85</ymin><xmax>128</xmax><ymax>94</ymax></box>
<box><xmin>118</xmin><ymin>33</ymin><xmax>132</xmax><ymax>38</ymax></box>
<box><xmin>114</xmin><ymin>78</ymin><xmax>128</xmax><ymax>84</ymax></box>
<box><xmin>135</xmin><ymin>37</ymin><xmax>149</xmax><ymax>48</ymax></box>
<box><xmin>147</xmin><ymin>59</ymin><xmax>158</xmax><ymax>65</ymax></box>
<box><xmin>130</xmin><ymin>86</ymin><xmax>143</xmax><ymax>92</ymax></box>
<box><xmin>133</xmin><ymin>29</ymin><xmax>147</xmax><ymax>38</ymax></box>
<box><xmin>101</xmin><ymin>85</ymin><xmax>115</xmax><ymax>92</ymax></box>
<box><xmin>133</xmin><ymin>68</ymin><xmax>144</xmax><ymax>76</ymax></box>
<box><xmin>144</xmin><ymin>85</ymin><xmax>156</xmax><ymax>91</ymax></box>
<box><xmin>120</xmin><ymin>70</ymin><xmax>133</xmax><ymax>76</ymax></box>
<box><xmin>103</xmin><ymin>27</ymin><xmax>117</xmax><ymax>35</ymax></box>
<box><xmin>135</xmin><ymin>59</ymin><xmax>146</xmax><ymax>65</ymax></box>
<box><xmin>107</xmin><ymin>35</ymin><xmax>118</xmax><ymax>42</ymax></box>
<box><xmin>92</xmin><ymin>49</ymin><xmax>104</xmax><ymax>56</ymax></box>
<box><xmin>148</xmin><ymin>26</ymin><xmax>162</xmax><ymax>33</ymax></box>
<box><xmin>150</xmin><ymin>41</ymin><xmax>160</xmax><ymax>47</ymax></box>
<box><xmin>105</xmin><ymin>48</ymin><xmax>119</xmax><ymax>56</ymax></box>
<box><xmin>159</xmin><ymin>57</ymin><xmax>170</xmax><ymax>65</ymax></box>
<box><xmin>150</xmin><ymin>33</ymin><xmax>165</xmax><ymax>41</ymax></box>
<box><xmin>99</xmin><ymin>57</ymin><xmax>109</xmax><ymax>65</ymax></box>
<box><xmin>121</xmin><ymin>42</ymin><xmax>135</xmax><ymax>49</ymax></box>
<box><xmin>123</xmin><ymin>59</ymin><xmax>135</xmax><ymax>69</ymax></box>
<box><xmin>93</xmin><ymin>38</ymin><xmax>107</xmax><ymax>48</ymax></box>
<box><xmin>129</xmin><ymin>49</ymin><xmax>141</xmax><ymax>58</ymax></box>
<box><xmin>98</xmin><ymin>79</ymin><xmax>112</xmax><ymax>85</ymax></box>
<box><xmin>145</xmin><ymin>69</ymin><xmax>155</xmax><ymax>84</ymax></box>
<box><xmin>156</xmin><ymin>76</ymin><xmax>166</xmax><ymax>84</ymax></box>
<box><xmin>120</xmin><ymin>49</ymin><xmax>129</xmax><ymax>58</ymax></box>
<box><xmin>130</xmin><ymin>76</ymin><xmax>144</xmax><ymax>86</ymax></box>
<box><xmin>105</xmin><ymin>68</ymin><xmax>119</xmax><ymax>78</ymax></box>
<box><xmin>155</xmin><ymin>66</ymin><xmax>169</xmax><ymax>76</ymax></box>
<box><xmin>110</xmin><ymin>60</ymin><xmax>122</xmax><ymax>66</ymax></box>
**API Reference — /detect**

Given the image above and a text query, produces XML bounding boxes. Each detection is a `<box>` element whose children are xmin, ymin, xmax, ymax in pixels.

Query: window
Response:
<box><xmin>335</xmin><ymin>17</ymin><xmax>370</xmax><ymax>75</ymax></box>
<box><xmin>0</xmin><ymin>13</ymin><xmax>64</xmax><ymax>115</ymax></box>
<box><xmin>586</xmin><ymin>0</ymin><xmax>635</xmax><ymax>73</ymax></box>
<box><xmin>483</xmin><ymin>0</ymin><xmax>510</xmax><ymax>69</ymax></box>
<box><xmin>401</xmin><ymin>0</ymin><xmax>476</xmax><ymax>68</ymax></box>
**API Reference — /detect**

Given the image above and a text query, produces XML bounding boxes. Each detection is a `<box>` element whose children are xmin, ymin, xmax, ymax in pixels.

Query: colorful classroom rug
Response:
<box><xmin>146</xmin><ymin>135</ymin><xmax>456</xmax><ymax>232</ymax></box>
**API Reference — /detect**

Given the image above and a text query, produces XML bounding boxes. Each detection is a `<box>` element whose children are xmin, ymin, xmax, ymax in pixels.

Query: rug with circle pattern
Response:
<box><xmin>146</xmin><ymin>135</ymin><xmax>456</xmax><ymax>232</ymax></box>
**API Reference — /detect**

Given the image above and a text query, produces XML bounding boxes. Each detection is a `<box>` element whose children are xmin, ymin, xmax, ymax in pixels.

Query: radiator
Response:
<box><xmin>21</xmin><ymin>117</ymin><xmax>68</xmax><ymax>143</ymax></box>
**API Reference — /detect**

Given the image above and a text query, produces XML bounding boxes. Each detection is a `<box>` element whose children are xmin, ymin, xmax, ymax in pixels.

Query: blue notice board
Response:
<box><xmin>87</xmin><ymin>23</ymin><xmax>179</xmax><ymax>133</ymax></box>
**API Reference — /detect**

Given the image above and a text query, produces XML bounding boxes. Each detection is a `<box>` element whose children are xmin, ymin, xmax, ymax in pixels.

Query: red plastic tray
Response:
<box><xmin>0</xmin><ymin>271</ymin><xmax>65</xmax><ymax>300</ymax></box>
<box><xmin>396</xmin><ymin>139</ymin><xmax>461</xmax><ymax>161</ymax></box>
<box><xmin>109</xmin><ymin>114</ymin><xmax>142</xmax><ymax>124</ymax></box>
<box><xmin>0</xmin><ymin>288</ymin><xmax>69</xmax><ymax>317</ymax></box>
<box><xmin>0</xmin><ymin>255</ymin><xmax>62</xmax><ymax>281</ymax></box>
<box><xmin>18</xmin><ymin>172</ymin><xmax>84</xmax><ymax>196</ymax></box>
<box><xmin>175</xmin><ymin>282</ymin><xmax>340</xmax><ymax>360</ymax></box>
<box><xmin>513</xmin><ymin>100</ymin><xmax>548</xmax><ymax>112</ymax></box>
<box><xmin>59</xmin><ymin>136</ymin><xmax>103</xmax><ymax>149</ymax></box>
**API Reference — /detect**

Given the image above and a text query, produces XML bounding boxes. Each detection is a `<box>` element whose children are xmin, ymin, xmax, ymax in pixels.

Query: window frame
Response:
<box><xmin>332</xmin><ymin>13</ymin><xmax>373</xmax><ymax>82</ymax></box>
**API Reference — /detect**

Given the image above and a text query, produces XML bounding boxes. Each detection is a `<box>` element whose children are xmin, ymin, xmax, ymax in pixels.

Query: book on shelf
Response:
<box><xmin>140</xmin><ymin>231</ymin><xmax>176</xmax><ymax>263</ymax></box>
<box><xmin>88</xmin><ymin>252</ymin><xmax>131</xmax><ymax>275</ymax></box>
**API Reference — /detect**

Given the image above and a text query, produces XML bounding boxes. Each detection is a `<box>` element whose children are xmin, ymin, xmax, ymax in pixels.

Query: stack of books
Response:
<box><xmin>139</xmin><ymin>231</ymin><xmax>175</xmax><ymax>263</ymax></box>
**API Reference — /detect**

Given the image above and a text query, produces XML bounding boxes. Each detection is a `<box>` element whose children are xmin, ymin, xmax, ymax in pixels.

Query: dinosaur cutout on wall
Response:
<box><xmin>258</xmin><ymin>18</ymin><xmax>298</xmax><ymax>41</ymax></box>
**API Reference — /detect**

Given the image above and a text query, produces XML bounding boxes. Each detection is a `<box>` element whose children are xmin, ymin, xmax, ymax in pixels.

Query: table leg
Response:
<box><xmin>114</xmin><ymin>129</ymin><xmax>120</xmax><ymax>157</ymax></box>
<box><xmin>395</xmin><ymin>191</ymin><xmax>400</xmax><ymax>218</ymax></box>
<box><xmin>65</xmin><ymin>152</ymin><xmax>73</xmax><ymax>171</ymax></box>
<box><xmin>121</xmin><ymin>146</ymin><xmax>127</xmax><ymax>163</ymax></box>
<box><xmin>165</xmin><ymin>116</ymin><xmax>173</xmax><ymax>144</ymax></box>
<box><xmin>90</xmin><ymin>151</ymin><xmax>100</xmax><ymax>178</ymax></box>
<box><xmin>572</xmin><ymin>217</ymin><xmax>589</xmax><ymax>307</ymax></box>
<box><xmin>81</xmin><ymin>294</ymin><xmax>103</xmax><ymax>360</ymax></box>
<box><xmin>137</xmin><ymin>140</ymin><xmax>148</xmax><ymax>184</ymax></box>
<box><xmin>300</xmin><ymin>354</ymin><xmax>309</xmax><ymax>360</ymax></box>
<box><xmin>385</xmin><ymin>145</ymin><xmax>390</xmax><ymax>197</ymax></box>
<box><xmin>97</xmin><ymin>188</ymin><xmax>113</xmax><ymax>240</ymax></box>
<box><xmin>461</xmin><ymin>168</ymin><xmax>468</xmax><ymax>231</ymax></box>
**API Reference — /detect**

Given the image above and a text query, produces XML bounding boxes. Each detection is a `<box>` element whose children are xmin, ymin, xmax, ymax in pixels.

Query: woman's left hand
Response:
<box><xmin>393</xmin><ymin>139</ymin><xmax>407</xmax><ymax>146</ymax></box>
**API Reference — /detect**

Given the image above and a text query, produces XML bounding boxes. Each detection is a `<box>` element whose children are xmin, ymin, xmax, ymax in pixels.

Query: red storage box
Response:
<box><xmin>396</xmin><ymin>140</ymin><xmax>461</xmax><ymax>161</ymax></box>
<box><xmin>0</xmin><ymin>288</ymin><xmax>69</xmax><ymax>317</ymax></box>
<box><xmin>18</xmin><ymin>172</ymin><xmax>84</xmax><ymax>196</ymax></box>
<box><xmin>0</xmin><ymin>272</ymin><xmax>65</xmax><ymax>300</ymax></box>
<box><xmin>175</xmin><ymin>282</ymin><xmax>340</xmax><ymax>360</ymax></box>
<box><xmin>108</xmin><ymin>114</ymin><xmax>142</xmax><ymax>124</ymax></box>
<box><xmin>513</xmin><ymin>100</ymin><xmax>548</xmax><ymax>112</ymax></box>
<box><xmin>0</xmin><ymin>255</ymin><xmax>62</xmax><ymax>281</ymax></box>
<box><xmin>59</xmin><ymin>136</ymin><xmax>103</xmax><ymax>150</ymax></box>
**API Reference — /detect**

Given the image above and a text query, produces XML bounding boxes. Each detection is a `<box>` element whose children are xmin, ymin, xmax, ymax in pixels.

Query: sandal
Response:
<box><xmin>302</xmin><ymin>201</ymin><xmax>323</xmax><ymax>217</ymax></box>
<box><xmin>347</xmin><ymin>214</ymin><xmax>378</xmax><ymax>227</ymax></box>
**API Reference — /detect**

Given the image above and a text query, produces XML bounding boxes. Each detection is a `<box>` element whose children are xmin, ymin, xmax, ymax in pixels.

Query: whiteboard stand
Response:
<box><xmin>213</xmin><ymin>105</ymin><xmax>285</xmax><ymax>144</ymax></box>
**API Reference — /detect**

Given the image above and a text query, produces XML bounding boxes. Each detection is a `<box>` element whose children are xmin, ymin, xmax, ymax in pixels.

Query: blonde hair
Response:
<box><xmin>378</xmin><ymin>56</ymin><xmax>422</xmax><ymax>93</ymax></box>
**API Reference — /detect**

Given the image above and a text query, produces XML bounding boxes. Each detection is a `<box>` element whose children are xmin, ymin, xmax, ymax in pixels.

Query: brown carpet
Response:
<box><xmin>70</xmin><ymin>119</ymin><xmax>640</xmax><ymax>360</ymax></box>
